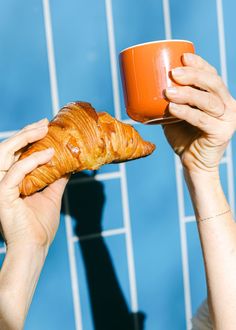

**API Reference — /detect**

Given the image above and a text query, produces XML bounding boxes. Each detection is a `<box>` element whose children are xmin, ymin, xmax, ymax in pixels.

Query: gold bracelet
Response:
<box><xmin>197</xmin><ymin>209</ymin><xmax>231</xmax><ymax>223</ymax></box>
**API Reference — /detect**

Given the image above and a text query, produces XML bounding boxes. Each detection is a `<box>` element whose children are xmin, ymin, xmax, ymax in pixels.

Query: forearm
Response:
<box><xmin>0</xmin><ymin>244</ymin><xmax>48</xmax><ymax>329</ymax></box>
<box><xmin>185</xmin><ymin>170</ymin><xmax>236</xmax><ymax>329</ymax></box>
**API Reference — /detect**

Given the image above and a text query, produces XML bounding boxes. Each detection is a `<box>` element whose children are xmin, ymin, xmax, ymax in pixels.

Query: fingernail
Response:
<box><xmin>37</xmin><ymin>125</ymin><xmax>48</xmax><ymax>130</ymax></box>
<box><xmin>169</xmin><ymin>102</ymin><xmax>180</xmax><ymax>111</ymax></box>
<box><xmin>172</xmin><ymin>67</ymin><xmax>184</xmax><ymax>76</ymax></box>
<box><xmin>166</xmin><ymin>87</ymin><xmax>178</xmax><ymax>95</ymax></box>
<box><xmin>45</xmin><ymin>148</ymin><xmax>54</xmax><ymax>155</ymax></box>
<box><xmin>183</xmin><ymin>53</ymin><xmax>195</xmax><ymax>62</ymax></box>
<box><xmin>37</xmin><ymin>118</ymin><xmax>48</xmax><ymax>126</ymax></box>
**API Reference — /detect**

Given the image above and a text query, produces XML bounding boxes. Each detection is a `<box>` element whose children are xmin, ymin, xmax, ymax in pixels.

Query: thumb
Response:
<box><xmin>42</xmin><ymin>176</ymin><xmax>69</xmax><ymax>202</ymax></box>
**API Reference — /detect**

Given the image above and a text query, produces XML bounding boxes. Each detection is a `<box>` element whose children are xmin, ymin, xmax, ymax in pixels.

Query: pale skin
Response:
<box><xmin>0</xmin><ymin>119</ymin><xmax>68</xmax><ymax>329</ymax></box>
<box><xmin>0</xmin><ymin>53</ymin><xmax>236</xmax><ymax>330</ymax></box>
<box><xmin>165</xmin><ymin>53</ymin><xmax>236</xmax><ymax>329</ymax></box>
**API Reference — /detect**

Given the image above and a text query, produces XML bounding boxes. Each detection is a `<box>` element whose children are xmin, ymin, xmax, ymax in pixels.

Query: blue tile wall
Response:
<box><xmin>186</xmin><ymin>222</ymin><xmax>206</xmax><ymax>316</ymax></box>
<box><xmin>0</xmin><ymin>0</ymin><xmax>52</xmax><ymax>131</ymax></box>
<box><xmin>74</xmin><ymin>234</ymin><xmax>132</xmax><ymax>330</ymax></box>
<box><xmin>0</xmin><ymin>1</ymin><xmax>235</xmax><ymax>329</ymax></box>
<box><xmin>25</xmin><ymin>214</ymin><xmax>75</xmax><ymax>330</ymax></box>
<box><xmin>50</xmin><ymin>0</ymin><xmax>115</xmax><ymax>114</ymax></box>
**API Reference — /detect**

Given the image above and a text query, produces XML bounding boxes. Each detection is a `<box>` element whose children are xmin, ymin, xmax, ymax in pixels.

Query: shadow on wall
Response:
<box><xmin>62</xmin><ymin>172</ymin><xmax>145</xmax><ymax>330</ymax></box>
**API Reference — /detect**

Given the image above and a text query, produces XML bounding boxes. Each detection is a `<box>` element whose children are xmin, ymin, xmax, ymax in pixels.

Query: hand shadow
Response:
<box><xmin>62</xmin><ymin>171</ymin><xmax>145</xmax><ymax>330</ymax></box>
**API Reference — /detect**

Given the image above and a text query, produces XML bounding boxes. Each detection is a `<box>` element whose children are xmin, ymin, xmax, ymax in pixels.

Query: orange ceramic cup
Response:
<box><xmin>119</xmin><ymin>40</ymin><xmax>195</xmax><ymax>124</ymax></box>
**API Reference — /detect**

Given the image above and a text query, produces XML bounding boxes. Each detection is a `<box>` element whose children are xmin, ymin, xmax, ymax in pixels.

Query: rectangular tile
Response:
<box><xmin>223</xmin><ymin>0</ymin><xmax>236</xmax><ymax>97</ymax></box>
<box><xmin>25</xmin><ymin>214</ymin><xmax>75</xmax><ymax>330</ymax></box>
<box><xmin>0</xmin><ymin>253</ymin><xmax>5</xmax><ymax>268</ymax></box>
<box><xmin>65</xmin><ymin>175</ymin><xmax>124</xmax><ymax>238</ymax></box>
<box><xmin>125</xmin><ymin>124</ymin><xmax>186</xmax><ymax>329</ymax></box>
<box><xmin>170</xmin><ymin>0</ymin><xmax>221</xmax><ymax>70</ymax></box>
<box><xmin>112</xmin><ymin>0</ymin><xmax>166</xmax><ymax>120</ymax></box>
<box><xmin>74</xmin><ymin>234</ymin><xmax>133</xmax><ymax>330</ymax></box>
<box><xmin>186</xmin><ymin>221</ymin><xmax>207</xmax><ymax>316</ymax></box>
<box><xmin>0</xmin><ymin>0</ymin><xmax>52</xmax><ymax>131</ymax></box>
<box><xmin>50</xmin><ymin>0</ymin><xmax>114</xmax><ymax>115</ymax></box>
<box><xmin>183</xmin><ymin>175</ymin><xmax>195</xmax><ymax>218</ymax></box>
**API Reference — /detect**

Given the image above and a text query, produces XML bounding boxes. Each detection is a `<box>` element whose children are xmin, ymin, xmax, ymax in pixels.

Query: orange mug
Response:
<box><xmin>119</xmin><ymin>40</ymin><xmax>195</xmax><ymax>124</ymax></box>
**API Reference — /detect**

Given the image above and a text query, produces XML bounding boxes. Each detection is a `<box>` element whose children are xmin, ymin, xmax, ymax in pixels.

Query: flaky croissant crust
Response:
<box><xmin>19</xmin><ymin>101</ymin><xmax>155</xmax><ymax>196</ymax></box>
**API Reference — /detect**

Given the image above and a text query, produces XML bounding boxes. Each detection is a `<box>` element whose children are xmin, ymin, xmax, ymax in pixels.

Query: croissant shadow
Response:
<box><xmin>61</xmin><ymin>171</ymin><xmax>145</xmax><ymax>330</ymax></box>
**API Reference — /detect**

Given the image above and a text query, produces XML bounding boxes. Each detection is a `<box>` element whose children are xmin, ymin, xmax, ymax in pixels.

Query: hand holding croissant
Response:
<box><xmin>19</xmin><ymin>102</ymin><xmax>155</xmax><ymax>196</ymax></box>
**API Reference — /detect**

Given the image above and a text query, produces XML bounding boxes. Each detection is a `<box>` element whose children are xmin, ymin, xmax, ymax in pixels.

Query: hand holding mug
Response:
<box><xmin>164</xmin><ymin>53</ymin><xmax>236</xmax><ymax>175</ymax></box>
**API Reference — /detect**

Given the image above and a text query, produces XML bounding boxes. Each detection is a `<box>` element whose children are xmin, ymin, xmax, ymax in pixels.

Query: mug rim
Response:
<box><xmin>120</xmin><ymin>39</ymin><xmax>193</xmax><ymax>54</ymax></box>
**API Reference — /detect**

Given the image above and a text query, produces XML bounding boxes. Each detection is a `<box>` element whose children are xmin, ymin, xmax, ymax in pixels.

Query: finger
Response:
<box><xmin>2</xmin><ymin>118</ymin><xmax>49</xmax><ymax>154</ymax></box>
<box><xmin>42</xmin><ymin>176</ymin><xmax>69</xmax><ymax>203</ymax></box>
<box><xmin>168</xmin><ymin>102</ymin><xmax>218</xmax><ymax>131</ymax></box>
<box><xmin>0</xmin><ymin>121</ymin><xmax>49</xmax><ymax>171</ymax></box>
<box><xmin>171</xmin><ymin>67</ymin><xmax>232</xmax><ymax>104</ymax></box>
<box><xmin>165</xmin><ymin>86</ymin><xmax>225</xmax><ymax>118</ymax></box>
<box><xmin>20</xmin><ymin>118</ymin><xmax>49</xmax><ymax>133</ymax></box>
<box><xmin>182</xmin><ymin>53</ymin><xmax>218</xmax><ymax>74</ymax></box>
<box><xmin>1</xmin><ymin>148</ymin><xmax>54</xmax><ymax>193</ymax></box>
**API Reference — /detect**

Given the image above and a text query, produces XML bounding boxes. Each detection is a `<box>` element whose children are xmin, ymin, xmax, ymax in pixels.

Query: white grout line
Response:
<box><xmin>42</xmin><ymin>0</ymin><xmax>60</xmax><ymax>114</ymax></box>
<box><xmin>69</xmin><ymin>171</ymin><xmax>121</xmax><ymax>185</ymax></box>
<box><xmin>175</xmin><ymin>157</ymin><xmax>193</xmax><ymax>329</ymax></box>
<box><xmin>162</xmin><ymin>0</ymin><xmax>172</xmax><ymax>40</ymax></box>
<box><xmin>122</xmin><ymin>118</ymin><xmax>138</xmax><ymax>126</ymax></box>
<box><xmin>119</xmin><ymin>163</ymin><xmax>139</xmax><ymax>320</ymax></box>
<box><xmin>162</xmin><ymin>1</ymin><xmax>192</xmax><ymax>327</ymax></box>
<box><xmin>0</xmin><ymin>131</ymin><xmax>17</xmax><ymax>140</ymax></box>
<box><xmin>216</xmin><ymin>0</ymin><xmax>228</xmax><ymax>85</ymax></box>
<box><xmin>216</xmin><ymin>0</ymin><xmax>235</xmax><ymax>216</ymax></box>
<box><xmin>184</xmin><ymin>215</ymin><xmax>196</xmax><ymax>224</ymax></box>
<box><xmin>105</xmin><ymin>1</ymin><xmax>139</xmax><ymax>328</ymax></box>
<box><xmin>105</xmin><ymin>0</ymin><xmax>122</xmax><ymax>121</ymax></box>
<box><xmin>63</xmin><ymin>194</ymin><xmax>83</xmax><ymax>330</ymax></box>
<box><xmin>221</xmin><ymin>156</ymin><xmax>228</xmax><ymax>164</ymax></box>
<box><xmin>0</xmin><ymin>245</ymin><xmax>6</xmax><ymax>254</ymax></box>
<box><xmin>42</xmin><ymin>1</ymin><xmax>83</xmax><ymax>329</ymax></box>
<box><xmin>72</xmin><ymin>227</ymin><xmax>127</xmax><ymax>243</ymax></box>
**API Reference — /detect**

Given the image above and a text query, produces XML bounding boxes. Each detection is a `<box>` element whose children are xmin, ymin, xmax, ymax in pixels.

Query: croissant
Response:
<box><xmin>19</xmin><ymin>101</ymin><xmax>155</xmax><ymax>196</ymax></box>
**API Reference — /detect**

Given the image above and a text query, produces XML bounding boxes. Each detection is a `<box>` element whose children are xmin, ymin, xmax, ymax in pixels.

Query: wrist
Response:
<box><xmin>183</xmin><ymin>168</ymin><xmax>230</xmax><ymax>221</ymax></box>
<box><xmin>183</xmin><ymin>168</ymin><xmax>220</xmax><ymax>186</ymax></box>
<box><xmin>0</xmin><ymin>243</ymin><xmax>48</xmax><ymax>329</ymax></box>
<box><xmin>6</xmin><ymin>241</ymin><xmax>49</xmax><ymax>261</ymax></box>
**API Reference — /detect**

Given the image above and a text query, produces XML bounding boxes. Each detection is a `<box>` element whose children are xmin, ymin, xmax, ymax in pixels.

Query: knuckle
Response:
<box><xmin>11</xmin><ymin>161</ymin><xmax>21</xmax><ymax>173</ymax></box>
<box><xmin>198</xmin><ymin>113</ymin><xmax>209</xmax><ymax>127</ymax></box>
<box><xmin>13</xmin><ymin>158</ymin><xmax>30</xmax><ymax>172</ymax></box>
<box><xmin>210</xmin><ymin>66</ymin><xmax>218</xmax><ymax>75</ymax></box>
<box><xmin>212</xmin><ymin>75</ymin><xmax>223</xmax><ymax>90</ymax></box>
<box><xmin>207</xmin><ymin>94</ymin><xmax>220</xmax><ymax>111</ymax></box>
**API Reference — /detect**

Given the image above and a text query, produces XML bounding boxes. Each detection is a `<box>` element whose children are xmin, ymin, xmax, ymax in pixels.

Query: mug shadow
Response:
<box><xmin>62</xmin><ymin>171</ymin><xmax>145</xmax><ymax>330</ymax></box>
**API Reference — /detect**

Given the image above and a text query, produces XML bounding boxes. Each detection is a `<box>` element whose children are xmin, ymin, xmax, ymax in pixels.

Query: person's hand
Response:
<box><xmin>0</xmin><ymin>118</ymin><xmax>68</xmax><ymax>250</ymax></box>
<box><xmin>164</xmin><ymin>53</ymin><xmax>236</xmax><ymax>175</ymax></box>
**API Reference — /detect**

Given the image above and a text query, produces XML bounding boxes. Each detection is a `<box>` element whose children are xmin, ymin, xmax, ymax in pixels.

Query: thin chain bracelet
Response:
<box><xmin>197</xmin><ymin>209</ymin><xmax>231</xmax><ymax>223</ymax></box>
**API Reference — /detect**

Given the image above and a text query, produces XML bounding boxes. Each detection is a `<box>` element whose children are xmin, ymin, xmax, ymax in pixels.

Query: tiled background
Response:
<box><xmin>0</xmin><ymin>0</ymin><xmax>236</xmax><ymax>329</ymax></box>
